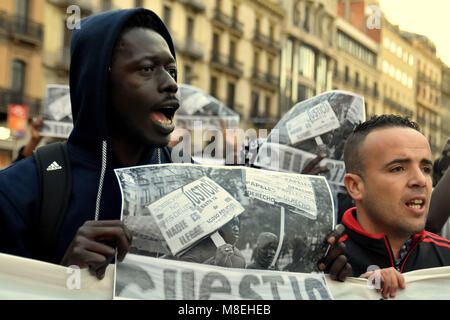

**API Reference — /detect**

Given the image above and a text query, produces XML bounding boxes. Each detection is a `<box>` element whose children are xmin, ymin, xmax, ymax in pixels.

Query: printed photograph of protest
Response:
<box><xmin>39</xmin><ymin>84</ymin><xmax>73</xmax><ymax>138</ymax></box>
<box><xmin>114</xmin><ymin>163</ymin><xmax>334</xmax><ymax>299</ymax></box>
<box><xmin>256</xmin><ymin>90</ymin><xmax>365</xmax><ymax>187</ymax></box>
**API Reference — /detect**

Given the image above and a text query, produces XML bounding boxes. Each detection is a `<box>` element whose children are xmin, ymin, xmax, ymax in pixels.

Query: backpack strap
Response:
<box><xmin>33</xmin><ymin>142</ymin><xmax>72</xmax><ymax>263</ymax></box>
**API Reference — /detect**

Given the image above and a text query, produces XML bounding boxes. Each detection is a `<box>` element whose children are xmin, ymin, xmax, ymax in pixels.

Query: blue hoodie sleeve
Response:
<box><xmin>0</xmin><ymin>157</ymin><xmax>40</xmax><ymax>259</ymax></box>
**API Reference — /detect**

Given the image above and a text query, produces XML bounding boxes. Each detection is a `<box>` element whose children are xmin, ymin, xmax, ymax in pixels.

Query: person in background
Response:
<box><xmin>13</xmin><ymin>116</ymin><xmax>44</xmax><ymax>163</ymax></box>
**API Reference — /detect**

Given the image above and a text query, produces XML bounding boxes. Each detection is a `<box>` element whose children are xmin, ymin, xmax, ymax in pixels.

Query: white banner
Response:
<box><xmin>1</xmin><ymin>253</ymin><xmax>450</xmax><ymax>300</ymax></box>
<box><xmin>115</xmin><ymin>254</ymin><xmax>333</xmax><ymax>300</ymax></box>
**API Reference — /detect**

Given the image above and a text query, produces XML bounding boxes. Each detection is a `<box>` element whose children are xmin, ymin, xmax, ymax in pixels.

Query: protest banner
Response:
<box><xmin>40</xmin><ymin>84</ymin><xmax>73</xmax><ymax>138</ymax></box>
<box><xmin>115</xmin><ymin>254</ymin><xmax>333</xmax><ymax>300</ymax></box>
<box><xmin>115</xmin><ymin>163</ymin><xmax>334</xmax><ymax>276</ymax></box>
<box><xmin>1</xmin><ymin>252</ymin><xmax>450</xmax><ymax>300</ymax></box>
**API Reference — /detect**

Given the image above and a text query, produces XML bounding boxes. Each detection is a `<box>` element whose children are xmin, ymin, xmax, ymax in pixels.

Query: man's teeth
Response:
<box><xmin>407</xmin><ymin>199</ymin><xmax>423</xmax><ymax>209</ymax></box>
<box><xmin>157</xmin><ymin>119</ymin><xmax>172</xmax><ymax>126</ymax></box>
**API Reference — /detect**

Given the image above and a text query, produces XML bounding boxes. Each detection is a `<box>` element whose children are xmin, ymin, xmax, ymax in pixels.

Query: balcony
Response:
<box><xmin>178</xmin><ymin>0</ymin><xmax>205</xmax><ymax>13</ymax></box>
<box><xmin>44</xmin><ymin>46</ymin><xmax>71</xmax><ymax>71</ymax></box>
<box><xmin>0</xmin><ymin>88</ymin><xmax>42</xmax><ymax>118</ymax></box>
<box><xmin>230</xmin><ymin>17</ymin><xmax>244</xmax><ymax>37</ymax></box>
<box><xmin>48</xmin><ymin>0</ymin><xmax>93</xmax><ymax>13</ymax></box>
<box><xmin>252</xmin><ymin>31</ymin><xmax>281</xmax><ymax>54</ymax></box>
<box><xmin>251</xmin><ymin>69</ymin><xmax>279</xmax><ymax>91</ymax></box>
<box><xmin>210</xmin><ymin>51</ymin><xmax>243</xmax><ymax>78</ymax></box>
<box><xmin>383</xmin><ymin>97</ymin><xmax>413</xmax><ymax>118</ymax></box>
<box><xmin>0</xmin><ymin>12</ymin><xmax>43</xmax><ymax>46</ymax></box>
<box><xmin>212</xmin><ymin>8</ymin><xmax>231</xmax><ymax>30</ymax></box>
<box><xmin>174</xmin><ymin>37</ymin><xmax>203</xmax><ymax>60</ymax></box>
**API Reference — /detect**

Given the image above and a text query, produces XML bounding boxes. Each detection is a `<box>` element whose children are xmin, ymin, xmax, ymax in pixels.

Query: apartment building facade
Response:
<box><xmin>0</xmin><ymin>0</ymin><xmax>45</xmax><ymax>167</ymax></box>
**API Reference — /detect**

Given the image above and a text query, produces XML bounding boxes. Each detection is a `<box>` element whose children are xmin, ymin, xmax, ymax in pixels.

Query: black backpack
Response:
<box><xmin>33</xmin><ymin>142</ymin><xmax>72</xmax><ymax>262</ymax></box>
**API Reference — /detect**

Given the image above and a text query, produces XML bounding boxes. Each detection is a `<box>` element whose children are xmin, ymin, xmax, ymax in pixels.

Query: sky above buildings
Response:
<box><xmin>377</xmin><ymin>0</ymin><xmax>450</xmax><ymax>67</ymax></box>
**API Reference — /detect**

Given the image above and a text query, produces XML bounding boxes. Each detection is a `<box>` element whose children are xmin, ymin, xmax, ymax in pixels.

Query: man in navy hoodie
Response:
<box><xmin>0</xmin><ymin>8</ymin><xmax>350</xmax><ymax>282</ymax></box>
<box><xmin>0</xmin><ymin>9</ymin><xmax>179</xmax><ymax>279</ymax></box>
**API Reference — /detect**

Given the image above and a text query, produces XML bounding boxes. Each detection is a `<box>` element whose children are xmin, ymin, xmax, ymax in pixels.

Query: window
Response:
<box><xmin>101</xmin><ymin>0</ymin><xmax>112</xmax><ymax>11</ymax></box>
<box><xmin>253</xmin><ymin>51</ymin><xmax>260</xmax><ymax>72</ymax></box>
<box><xmin>251</xmin><ymin>91</ymin><xmax>260</xmax><ymax>117</ymax></box>
<box><xmin>227</xmin><ymin>82</ymin><xmax>235</xmax><ymax>110</ymax></box>
<box><xmin>382</xmin><ymin>60</ymin><xmax>389</xmax><ymax>73</ymax></box>
<box><xmin>184</xmin><ymin>65</ymin><xmax>192</xmax><ymax>84</ymax></box>
<box><xmin>355</xmin><ymin>72</ymin><xmax>360</xmax><ymax>88</ymax></box>
<box><xmin>389</xmin><ymin>65</ymin><xmax>395</xmax><ymax>78</ymax></box>
<box><xmin>267</xmin><ymin>57</ymin><xmax>273</xmax><ymax>75</ymax></box>
<box><xmin>303</xmin><ymin>5</ymin><xmax>310</xmax><ymax>32</ymax></box>
<box><xmin>384</xmin><ymin>37</ymin><xmax>390</xmax><ymax>49</ymax></box>
<box><xmin>298</xmin><ymin>45</ymin><xmax>315</xmax><ymax>80</ymax></box>
<box><xmin>15</xmin><ymin>0</ymin><xmax>29</xmax><ymax>18</ymax></box>
<box><xmin>186</xmin><ymin>17</ymin><xmax>194</xmax><ymax>40</ymax></box>
<box><xmin>255</xmin><ymin>18</ymin><xmax>260</xmax><ymax>34</ymax></box>
<box><xmin>210</xmin><ymin>76</ymin><xmax>218</xmax><ymax>98</ymax></box>
<box><xmin>230</xmin><ymin>40</ymin><xmax>236</xmax><ymax>63</ymax></box>
<box><xmin>212</xmin><ymin>32</ymin><xmax>219</xmax><ymax>57</ymax></box>
<box><xmin>11</xmin><ymin>59</ymin><xmax>26</xmax><ymax>94</ymax></box>
<box><xmin>134</xmin><ymin>0</ymin><xmax>144</xmax><ymax>7</ymax></box>
<box><xmin>265</xmin><ymin>96</ymin><xmax>271</xmax><ymax>117</ymax></box>
<box><xmin>402</xmin><ymin>72</ymin><xmax>408</xmax><ymax>86</ymax></box>
<box><xmin>293</xmin><ymin>1</ymin><xmax>301</xmax><ymax>26</ymax></box>
<box><xmin>344</xmin><ymin>66</ymin><xmax>349</xmax><ymax>83</ymax></box>
<box><xmin>163</xmin><ymin>5</ymin><xmax>171</xmax><ymax>30</ymax></box>
<box><xmin>408</xmin><ymin>55</ymin><xmax>414</xmax><ymax>66</ymax></box>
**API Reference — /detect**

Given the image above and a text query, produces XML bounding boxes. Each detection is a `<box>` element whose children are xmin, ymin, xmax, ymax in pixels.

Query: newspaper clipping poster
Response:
<box><xmin>114</xmin><ymin>163</ymin><xmax>335</xmax><ymax>300</ymax></box>
<box><xmin>40</xmin><ymin>84</ymin><xmax>73</xmax><ymax>138</ymax></box>
<box><xmin>175</xmin><ymin>84</ymin><xmax>240</xmax><ymax>130</ymax></box>
<box><xmin>256</xmin><ymin>90</ymin><xmax>365</xmax><ymax>187</ymax></box>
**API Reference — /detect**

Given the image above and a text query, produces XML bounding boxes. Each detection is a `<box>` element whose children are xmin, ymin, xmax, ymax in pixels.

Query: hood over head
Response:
<box><xmin>68</xmin><ymin>8</ymin><xmax>176</xmax><ymax>158</ymax></box>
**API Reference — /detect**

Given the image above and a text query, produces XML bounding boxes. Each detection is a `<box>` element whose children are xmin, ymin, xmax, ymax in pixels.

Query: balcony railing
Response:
<box><xmin>44</xmin><ymin>46</ymin><xmax>71</xmax><ymax>71</ymax></box>
<box><xmin>0</xmin><ymin>12</ymin><xmax>43</xmax><ymax>45</ymax></box>
<box><xmin>210</xmin><ymin>51</ymin><xmax>243</xmax><ymax>75</ymax></box>
<box><xmin>252</xmin><ymin>69</ymin><xmax>279</xmax><ymax>89</ymax></box>
<box><xmin>0</xmin><ymin>88</ymin><xmax>42</xmax><ymax>117</ymax></box>
<box><xmin>48</xmin><ymin>0</ymin><xmax>93</xmax><ymax>13</ymax></box>
<box><xmin>213</xmin><ymin>8</ymin><xmax>231</xmax><ymax>27</ymax></box>
<box><xmin>178</xmin><ymin>0</ymin><xmax>205</xmax><ymax>13</ymax></box>
<box><xmin>253</xmin><ymin>31</ymin><xmax>281</xmax><ymax>52</ymax></box>
<box><xmin>383</xmin><ymin>97</ymin><xmax>413</xmax><ymax>117</ymax></box>
<box><xmin>230</xmin><ymin>17</ymin><xmax>244</xmax><ymax>36</ymax></box>
<box><xmin>175</xmin><ymin>37</ymin><xmax>203</xmax><ymax>60</ymax></box>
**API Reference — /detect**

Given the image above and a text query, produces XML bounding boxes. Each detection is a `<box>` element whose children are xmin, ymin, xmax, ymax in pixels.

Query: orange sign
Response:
<box><xmin>7</xmin><ymin>104</ymin><xmax>28</xmax><ymax>139</ymax></box>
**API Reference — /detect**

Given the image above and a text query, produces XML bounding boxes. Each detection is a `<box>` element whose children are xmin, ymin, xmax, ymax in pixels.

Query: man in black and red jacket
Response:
<box><xmin>340</xmin><ymin>114</ymin><xmax>450</xmax><ymax>298</ymax></box>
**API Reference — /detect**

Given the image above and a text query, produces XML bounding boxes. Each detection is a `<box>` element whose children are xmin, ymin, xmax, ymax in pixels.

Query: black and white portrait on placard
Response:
<box><xmin>40</xmin><ymin>84</ymin><xmax>73</xmax><ymax>138</ymax></box>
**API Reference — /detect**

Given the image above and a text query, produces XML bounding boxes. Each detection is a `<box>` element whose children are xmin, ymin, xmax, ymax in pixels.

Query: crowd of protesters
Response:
<box><xmin>0</xmin><ymin>8</ymin><xmax>449</xmax><ymax>300</ymax></box>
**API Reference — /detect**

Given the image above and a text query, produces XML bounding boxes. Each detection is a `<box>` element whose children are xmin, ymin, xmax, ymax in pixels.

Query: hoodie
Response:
<box><xmin>0</xmin><ymin>9</ymin><xmax>176</xmax><ymax>264</ymax></box>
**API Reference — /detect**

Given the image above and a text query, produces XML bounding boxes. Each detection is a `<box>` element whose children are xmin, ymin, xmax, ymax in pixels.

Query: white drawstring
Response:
<box><xmin>94</xmin><ymin>140</ymin><xmax>107</xmax><ymax>221</ymax></box>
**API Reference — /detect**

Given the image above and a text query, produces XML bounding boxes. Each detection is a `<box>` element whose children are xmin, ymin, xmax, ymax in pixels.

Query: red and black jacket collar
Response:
<box><xmin>340</xmin><ymin>207</ymin><xmax>426</xmax><ymax>275</ymax></box>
